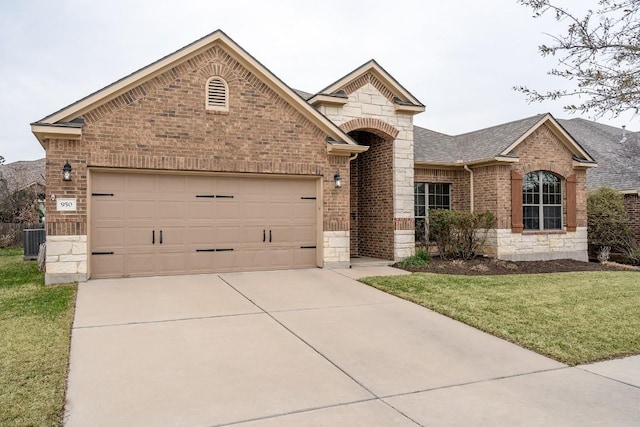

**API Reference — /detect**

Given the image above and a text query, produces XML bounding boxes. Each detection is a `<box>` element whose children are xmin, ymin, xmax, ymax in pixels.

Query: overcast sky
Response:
<box><xmin>0</xmin><ymin>0</ymin><xmax>637</xmax><ymax>163</ymax></box>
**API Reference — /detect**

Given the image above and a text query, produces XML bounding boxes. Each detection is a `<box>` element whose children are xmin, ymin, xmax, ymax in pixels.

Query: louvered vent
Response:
<box><xmin>206</xmin><ymin>77</ymin><xmax>228</xmax><ymax>110</ymax></box>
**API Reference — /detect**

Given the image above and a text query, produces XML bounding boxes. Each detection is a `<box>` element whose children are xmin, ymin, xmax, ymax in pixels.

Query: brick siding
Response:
<box><xmin>624</xmin><ymin>193</ymin><xmax>640</xmax><ymax>245</ymax></box>
<box><xmin>45</xmin><ymin>42</ymin><xmax>350</xmax><ymax>238</ymax></box>
<box><xmin>350</xmin><ymin>130</ymin><xmax>394</xmax><ymax>259</ymax></box>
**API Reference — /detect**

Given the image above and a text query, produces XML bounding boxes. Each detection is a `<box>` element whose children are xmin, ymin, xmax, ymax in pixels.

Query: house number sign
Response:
<box><xmin>56</xmin><ymin>198</ymin><xmax>77</xmax><ymax>211</ymax></box>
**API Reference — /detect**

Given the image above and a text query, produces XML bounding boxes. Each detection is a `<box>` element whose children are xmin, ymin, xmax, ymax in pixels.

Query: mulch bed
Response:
<box><xmin>396</xmin><ymin>257</ymin><xmax>638</xmax><ymax>275</ymax></box>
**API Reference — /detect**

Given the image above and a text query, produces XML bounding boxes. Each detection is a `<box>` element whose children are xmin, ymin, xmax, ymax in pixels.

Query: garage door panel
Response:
<box><xmin>157</xmin><ymin>201</ymin><xmax>186</xmax><ymax>220</ymax></box>
<box><xmin>126</xmin><ymin>201</ymin><xmax>156</xmax><ymax>220</ymax></box>
<box><xmin>93</xmin><ymin>227</ymin><xmax>125</xmax><ymax>249</ymax></box>
<box><xmin>295</xmin><ymin>248</ymin><xmax>317</xmax><ymax>267</ymax></box>
<box><xmin>214</xmin><ymin>200</ymin><xmax>244</xmax><ymax>221</ymax></box>
<box><xmin>157</xmin><ymin>251</ymin><xmax>188</xmax><ymax>274</ymax></box>
<box><xmin>91</xmin><ymin>254</ymin><xmax>125</xmax><ymax>278</ymax></box>
<box><xmin>125</xmin><ymin>227</ymin><xmax>155</xmax><ymax>248</ymax></box>
<box><xmin>187</xmin><ymin>201</ymin><xmax>216</xmax><ymax>220</ymax></box>
<box><xmin>127</xmin><ymin>174</ymin><xmax>156</xmax><ymax>193</ymax></box>
<box><xmin>92</xmin><ymin>200</ymin><xmax>125</xmax><ymax>221</ymax></box>
<box><xmin>157</xmin><ymin>227</ymin><xmax>186</xmax><ymax>246</ymax></box>
<box><xmin>185</xmin><ymin>227</ymin><xmax>216</xmax><ymax>246</ymax></box>
<box><xmin>125</xmin><ymin>253</ymin><xmax>157</xmax><ymax>276</ymax></box>
<box><xmin>91</xmin><ymin>173</ymin><xmax>319</xmax><ymax>278</ymax></box>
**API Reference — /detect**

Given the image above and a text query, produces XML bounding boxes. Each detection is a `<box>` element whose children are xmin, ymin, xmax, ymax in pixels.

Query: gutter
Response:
<box><xmin>464</xmin><ymin>164</ymin><xmax>474</xmax><ymax>212</ymax></box>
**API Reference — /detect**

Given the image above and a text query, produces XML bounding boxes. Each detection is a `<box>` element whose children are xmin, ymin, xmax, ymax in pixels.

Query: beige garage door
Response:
<box><xmin>90</xmin><ymin>172</ymin><xmax>318</xmax><ymax>279</ymax></box>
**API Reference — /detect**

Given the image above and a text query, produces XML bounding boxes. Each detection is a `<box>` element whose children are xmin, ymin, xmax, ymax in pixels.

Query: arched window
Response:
<box><xmin>205</xmin><ymin>77</ymin><xmax>228</xmax><ymax>111</ymax></box>
<box><xmin>523</xmin><ymin>171</ymin><xmax>562</xmax><ymax>230</ymax></box>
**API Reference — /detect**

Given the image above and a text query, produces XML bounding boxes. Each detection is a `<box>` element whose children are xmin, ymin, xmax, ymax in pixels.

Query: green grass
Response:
<box><xmin>361</xmin><ymin>271</ymin><xmax>640</xmax><ymax>365</ymax></box>
<box><xmin>0</xmin><ymin>247</ymin><xmax>77</xmax><ymax>426</ymax></box>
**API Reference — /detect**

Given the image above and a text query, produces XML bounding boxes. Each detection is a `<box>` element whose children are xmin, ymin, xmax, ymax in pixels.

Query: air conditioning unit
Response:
<box><xmin>23</xmin><ymin>228</ymin><xmax>45</xmax><ymax>261</ymax></box>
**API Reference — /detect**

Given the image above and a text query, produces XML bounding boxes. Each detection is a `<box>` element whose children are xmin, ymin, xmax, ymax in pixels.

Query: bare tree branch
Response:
<box><xmin>516</xmin><ymin>0</ymin><xmax>640</xmax><ymax>117</ymax></box>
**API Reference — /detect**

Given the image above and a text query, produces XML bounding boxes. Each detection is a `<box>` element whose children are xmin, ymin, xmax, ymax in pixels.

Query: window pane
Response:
<box><xmin>523</xmin><ymin>206</ymin><xmax>539</xmax><ymax>230</ymax></box>
<box><xmin>428</xmin><ymin>183</ymin><xmax>451</xmax><ymax>210</ymax></box>
<box><xmin>543</xmin><ymin>206</ymin><xmax>562</xmax><ymax>230</ymax></box>
<box><xmin>415</xmin><ymin>205</ymin><xmax>426</xmax><ymax>217</ymax></box>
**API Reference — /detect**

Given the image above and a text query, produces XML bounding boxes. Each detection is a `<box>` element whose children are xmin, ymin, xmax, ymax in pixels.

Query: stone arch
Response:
<box><xmin>339</xmin><ymin>118</ymin><xmax>399</xmax><ymax>140</ymax></box>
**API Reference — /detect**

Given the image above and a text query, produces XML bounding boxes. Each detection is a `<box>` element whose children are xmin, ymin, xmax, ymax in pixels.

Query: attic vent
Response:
<box><xmin>206</xmin><ymin>77</ymin><xmax>228</xmax><ymax>111</ymax></box>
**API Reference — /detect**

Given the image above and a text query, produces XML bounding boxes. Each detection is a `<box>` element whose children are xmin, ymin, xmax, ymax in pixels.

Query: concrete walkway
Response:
<box><xmin>65</xmin><ymin>268</ymin><xmax>640</xmax><ymax>426</ymax></box>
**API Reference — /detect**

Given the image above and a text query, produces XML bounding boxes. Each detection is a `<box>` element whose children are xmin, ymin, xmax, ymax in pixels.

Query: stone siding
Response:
<box><xmin>323</xmin><ymin>230</ymin><xmax>350</xmax><ymax>268</ymax></box>
<box><xmin>45</xmin><ymin>235</ymin><xmax>87</xmax><ymax>284</ymax></box>
<box><xmin>484</xmin><ymin>227</ymin><xmax>588</xmax><ymax>262</ymax></box>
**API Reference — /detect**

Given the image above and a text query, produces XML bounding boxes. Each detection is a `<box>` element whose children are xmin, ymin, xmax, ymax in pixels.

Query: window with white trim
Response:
<box><xmin>206</xmin><ymin>77</ymin><xmax>228</xmax><ymax>111</ymax></box>
<box><xmin>415</xmin><ymin>182</ymin><xmax>451</xmax><ymax>242</ymax></box>
<box><xmin>523</xmin><ymin>171</ymin><xmax>562</xmax><ymax>230</ymax></box>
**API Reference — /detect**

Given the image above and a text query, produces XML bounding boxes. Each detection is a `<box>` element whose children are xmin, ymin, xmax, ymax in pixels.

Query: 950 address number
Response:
<box><xmin>56</xmin><ymin>199</ymin><xmax>77</xmax><ymax>211</ymax></box>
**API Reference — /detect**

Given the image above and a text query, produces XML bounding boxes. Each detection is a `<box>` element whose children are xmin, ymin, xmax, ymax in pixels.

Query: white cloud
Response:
<box><xmin>0</xmin><ymin>0</ymin><xmax>636</xmax><ymax>163</ymax></box>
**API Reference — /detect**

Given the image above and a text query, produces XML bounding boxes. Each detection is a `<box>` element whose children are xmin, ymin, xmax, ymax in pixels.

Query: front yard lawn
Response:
<box><xmin>361</xmin><ymin>271</ymin><xmax>640</xmax><ymax>365</ymax></box>
<box><xmin>0</xmin><ymin>247</ymin><xmax>77</xmax><ymax>426</ymax></box>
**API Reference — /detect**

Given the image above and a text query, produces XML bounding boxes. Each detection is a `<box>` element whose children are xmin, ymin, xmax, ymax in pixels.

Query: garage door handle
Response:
<box><xmin>152</xmin><ymin>230</ymin><xmax>155</xmax><ymax>245</ymax></box>
<box><xmin>263</xmin><ymin>229</ymin><xmax>266</xmax><ymax>242</ymax></box>
<box><xmin>269</xmin><ymin>230</ymin><xmax>272</xmax><ymax>243</ymax></box>
<box><xmin>160</xmin><ymin>230</ymin><xmax>163</xmax><ymax>244</ymax></box>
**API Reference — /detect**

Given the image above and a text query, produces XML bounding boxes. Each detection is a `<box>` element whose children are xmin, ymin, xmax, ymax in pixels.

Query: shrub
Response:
<box><xmin>587</xmin><ymin>187</ymin><xmax>637</xmax><ymax>264</ymax></box>
<box><xmin>429</xmin><ymin>210</ymin><xmax>495</xmax><ymax>260</ymax></box>
<box><xmin>398</xmin><ymin>248</ymin><xmax>430</xmax><ymax>268</ymax></box>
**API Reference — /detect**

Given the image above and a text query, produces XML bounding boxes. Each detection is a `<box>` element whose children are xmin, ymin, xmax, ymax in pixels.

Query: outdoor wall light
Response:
<box><xmin>334</xmin><ymin>171</ymin><xmax>342</xmax><ymax>189</ymax></box>
<box><xmin>62</xmin><ymin>161</ymin><xmax>72</xmax><ymax>181</ymax></box>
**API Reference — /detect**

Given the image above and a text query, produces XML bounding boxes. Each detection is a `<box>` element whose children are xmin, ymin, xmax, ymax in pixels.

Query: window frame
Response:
<box><xmin>522</xmin><ymin>170</ymin><xmax>563</xmax><ymax>231</ymax></box>
<box><xmin>415</xmin><ymin>182</ymin><xmax>451</xmax><ymax>243</ymax></box>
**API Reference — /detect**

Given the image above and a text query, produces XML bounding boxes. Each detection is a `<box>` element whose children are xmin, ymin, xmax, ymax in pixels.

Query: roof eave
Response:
<box><xmin>309</xmin><ymin>94</ymin><xmax>349</xmax><ymax>107</ymax></box>
<box><xmin>394</xmin><ymin>104</ymin><xmax>425</xmax><ymax>114</ymax></box>
<box><xmin>30</xmin><ymin>124</ymin><xmax>83</xmax><ymax>147</ymax></box>
<box><xmin>327</xmin><ymin>143</ymin><xmax>369</xmax><ymax>155</ymax></box>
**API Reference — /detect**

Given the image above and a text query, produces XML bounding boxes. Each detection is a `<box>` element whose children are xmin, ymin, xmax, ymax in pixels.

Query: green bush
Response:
<box><xmin>587</xmin><ymin>187</ymin><xmax>638</xmax><ymax>264</ymax></box>
<box><xmin>399</xmin><ymin>248</ymin><xmax>430</xmax><ymax>268</ymax></box>
<box><xmin>429</xmin><ymin>210</ymin><xmax>495</xmax><ymax>260</ymax></box>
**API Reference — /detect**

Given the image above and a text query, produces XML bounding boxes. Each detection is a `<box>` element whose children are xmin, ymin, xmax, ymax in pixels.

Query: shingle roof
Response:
<box><xmin>558</xmin><ymin>118</ymin><xmax>640</xmax><ymax>191</ymax></box>
<box><xmin>414</xmin><ymin>114</ymin><xmax>548</xmax><ymax>164</ymax></box>
<box><xmin>413</xmin><ymin>126</ymin><xmax>458</xmax><ymax>163</ymax></box>
<box><xmin>0</xmin><ymin>158</ymin><xmax>46</xmax><ymax>192</ymax></box>
<box><xmin>293</xmin><ymin>89</ymin><xmax>313</xmax><ymax>100</ymax></box>
<box><xmin>456</xmin><ymin>114</ymin><xmax>546</xmax><ymax>162</ymax></box>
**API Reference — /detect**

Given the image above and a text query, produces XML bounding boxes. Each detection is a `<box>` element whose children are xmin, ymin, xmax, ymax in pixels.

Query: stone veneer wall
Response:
<box><xmin>45</xmin><ymin>235</ymin><xmax>87</xmax><ymax>284</ymax></box>
<box><xmin>318</xmin><ymin>78</ymin><xmax>416</xmax><ymax>261</ymax></box>
<box><xmin>484</xmin><ymin>227</ymin><xmax>588</xmax><ymax>262</ymax></box>
<box><xmin>323</xmin><ymin>230</ymin><xmax>350</xmax><ymax>268</ymax></box>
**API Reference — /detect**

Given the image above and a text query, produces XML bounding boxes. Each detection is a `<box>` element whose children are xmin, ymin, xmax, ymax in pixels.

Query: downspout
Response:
<box><xmin>464</xmin><ymin>164</ymin><xmax>474</xmax><ymax>212</ymax></box>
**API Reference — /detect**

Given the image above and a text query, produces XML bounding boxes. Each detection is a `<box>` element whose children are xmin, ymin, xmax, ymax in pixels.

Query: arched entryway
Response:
<box><xmin>347</xmin><ymin>127</ymin><xmax>396</xmax><ymax>260</ymax></box>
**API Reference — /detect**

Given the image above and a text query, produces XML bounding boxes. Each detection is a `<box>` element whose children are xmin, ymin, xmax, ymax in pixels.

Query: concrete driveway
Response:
<box><xmin>65</xmin><ymin>268</ymin><xmax>640</xmax><ymax>426</ymax></box>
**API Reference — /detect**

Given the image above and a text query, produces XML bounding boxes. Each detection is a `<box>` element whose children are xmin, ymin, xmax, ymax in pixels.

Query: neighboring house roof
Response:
<box><xmin>414</xmin><ymin>113</ymin><xmax>595</xmax><ymax>166</ymax></box>
<box><xmin>31</xmin><ymin>30</ymin><xmax>365</xmax><ymax>155</ymax></box>
<box><xmin>309</xmin><ymin>60</ymin><xmax>425</xmax><ymax>112</ymax></box>
<box><xmin>0</xmin><ymin>158</ymin><xmax>45</xmax><ymax>193</ymax></box>
<box><xmin>558</xmin><ymin>118</ymin><xmax>640</xmax><ymax>191</ymax></box>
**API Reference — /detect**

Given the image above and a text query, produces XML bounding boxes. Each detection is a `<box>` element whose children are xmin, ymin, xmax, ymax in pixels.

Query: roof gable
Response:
<box><xmin>31</xmin><ymin>30</ymin><xmax>361</xmax><ymax>152</ymax></box>
<box><xmin>414</xmin><ymin>113</ymin><xmax>596</xmax><ymax>166</ymax></box>
<box><xmin>309</xmin><ymin>60</ymin><xmax>425</xmax><ymax>112</ymax></box>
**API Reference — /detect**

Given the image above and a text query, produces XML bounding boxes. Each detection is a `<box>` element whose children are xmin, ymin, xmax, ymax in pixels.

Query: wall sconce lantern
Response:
<box><xmin>334</xmin><ymin>171</ymin><xmax>342</xmax><ymax>189</ymax></box>
<box><xmin>62</xmin><ymin>161</ymin><xmax>72</xmax><ymax>181</ymax></box>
